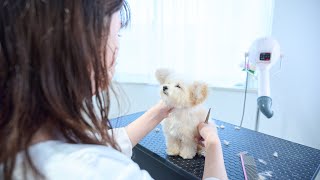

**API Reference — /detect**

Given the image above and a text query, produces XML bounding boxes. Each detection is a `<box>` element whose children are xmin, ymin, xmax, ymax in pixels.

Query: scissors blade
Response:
<box><xmin>204</xmin><ymin>108</ymin><xmax>211</xmax><ymax>124</ymax></box>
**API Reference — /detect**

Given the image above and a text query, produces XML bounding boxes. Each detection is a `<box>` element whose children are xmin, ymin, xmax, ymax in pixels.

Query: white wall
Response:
<box><xmin>110</xmin><ymin>0</ymin><xmax>320</xmax><ymax>150</ymax></box>
<box><xmin>262</xmin><ymin>0</ymin><xmax>320</xmax><ymax>149</ymax></box>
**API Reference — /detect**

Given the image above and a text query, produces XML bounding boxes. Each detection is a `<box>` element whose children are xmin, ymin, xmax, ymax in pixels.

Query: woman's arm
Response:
<box><xmin>198</xmin><ymin>122</ymin><xmax>228</xmax><ymax>180</ymax></box>
<box><xmin>203</xmin><ymin>141</ymin><xmax>228</xmax><ymax>180</ymax></box>
<box><xmin>125</xmin><ymin>101</ymin><xmax>172</xmax><ymax>147</ymax></box>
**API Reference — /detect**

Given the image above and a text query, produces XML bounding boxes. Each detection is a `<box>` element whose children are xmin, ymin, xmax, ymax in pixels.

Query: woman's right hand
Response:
<box><xmin>197</xmin><ymin>122</ymin><xmax>220</xmax><ymax>148</ymax></box>
<box><xmin>198</xmin><ymin>122</ymin><xmax>228</xmax><ymax>180</ymax></box>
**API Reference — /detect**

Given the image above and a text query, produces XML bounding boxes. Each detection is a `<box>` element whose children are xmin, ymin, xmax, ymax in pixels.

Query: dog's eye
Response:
<box><xmin>175</xmin><ymin>84</ymin><xmax>181</xmax><ymax>89</ymax></box>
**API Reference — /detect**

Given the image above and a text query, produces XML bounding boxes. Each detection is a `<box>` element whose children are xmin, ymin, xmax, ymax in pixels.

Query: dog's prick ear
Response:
<box><xmin>155</xmin><ymin>68</ymin><xmax>171</xmax><ymax>84</ymax></box>
<box><xmin>190</xmin><ymin>81</ymin><xmax>208</xmax><ymax>106</ymax></box>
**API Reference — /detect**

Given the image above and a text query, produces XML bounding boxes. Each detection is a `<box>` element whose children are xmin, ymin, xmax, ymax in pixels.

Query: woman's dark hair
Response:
<box><xmin>0</xmin><ymin>0</ymin><xmax>130</xmax><ymax>179</ymax></box>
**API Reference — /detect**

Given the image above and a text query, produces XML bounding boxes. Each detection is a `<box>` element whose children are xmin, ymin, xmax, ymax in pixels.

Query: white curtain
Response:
<box><xmin>114</xmin><ymin>0</ymin><xmax>274</xmax><ymax>87</ymax></box>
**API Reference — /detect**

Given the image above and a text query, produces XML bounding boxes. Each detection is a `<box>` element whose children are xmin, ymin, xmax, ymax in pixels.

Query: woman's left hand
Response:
<box><xmin>152</xmin><ymin>101</ymin><xmax>173</xmax><ymax>121</ymax></box>
<box><xmin>125</xmin><ymin>100</ymin><xmax>173</xmax><ymax>147</ymax></box>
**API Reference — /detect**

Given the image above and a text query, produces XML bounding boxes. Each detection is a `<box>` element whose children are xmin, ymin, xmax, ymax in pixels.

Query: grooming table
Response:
<box><xmin>111</xmin><ymin>112</ymin><xmax>320</xmax><ymax>180</ymax></box>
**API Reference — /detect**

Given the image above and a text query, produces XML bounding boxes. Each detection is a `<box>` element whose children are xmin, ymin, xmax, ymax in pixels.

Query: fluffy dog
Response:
<box><xmin>156</xmin><ymin>68</ymin><xmax>210</xmax><ymax>159</ymax></box>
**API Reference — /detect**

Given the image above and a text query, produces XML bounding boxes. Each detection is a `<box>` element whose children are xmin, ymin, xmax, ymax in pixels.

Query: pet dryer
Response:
<box><xmin>247</xmin><ymin>37</ymin><xmax>281</xmax><ymax>120</ymax></box>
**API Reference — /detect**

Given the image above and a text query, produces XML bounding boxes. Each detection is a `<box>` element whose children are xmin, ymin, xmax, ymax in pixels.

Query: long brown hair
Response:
<box><xmin>0</xmin><ymin>0</ymin><xmax>130</xmax><ymax>179</ymax></box>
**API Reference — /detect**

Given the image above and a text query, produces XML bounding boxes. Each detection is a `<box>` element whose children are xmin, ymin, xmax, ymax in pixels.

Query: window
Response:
<box><xmin>115</xmin><ymin>0</ymin><xmax>274</xmax><ymax>88</ymax></box>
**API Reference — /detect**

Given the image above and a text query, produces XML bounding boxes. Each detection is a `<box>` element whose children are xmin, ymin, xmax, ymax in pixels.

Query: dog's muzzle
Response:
<box><xmin>163</xmin><ymin>86</ymin><xmax>168</xmax><ymax>95</ymax></box>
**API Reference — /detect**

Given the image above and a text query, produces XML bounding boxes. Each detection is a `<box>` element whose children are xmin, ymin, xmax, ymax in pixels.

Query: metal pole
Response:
<box><xmin>255</xmin><ymin>107</ymin><xmax>260</xmax><ymax>131</ymax></box>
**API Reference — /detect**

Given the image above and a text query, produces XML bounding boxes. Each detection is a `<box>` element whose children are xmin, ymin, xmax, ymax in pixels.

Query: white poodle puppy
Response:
<box><xmin>156</xmin><ymin>68</ymin><xmax>210</xmax><ymax>159</ymax></box>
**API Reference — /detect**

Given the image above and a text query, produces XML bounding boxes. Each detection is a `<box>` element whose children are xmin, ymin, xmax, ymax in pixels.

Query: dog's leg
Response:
<box><xmin>165</xmin><ymin>135</ymin><xmax>181</xmax><ymax>156</ymax></box>
<box><xmin>179</xmin><ymin>138</ymin><xmax>197</xmax><ymax>159</ymax></box>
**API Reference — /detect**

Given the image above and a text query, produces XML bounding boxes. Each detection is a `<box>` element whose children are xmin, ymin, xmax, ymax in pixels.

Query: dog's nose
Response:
<box><xmin>163</xmin><ymin>86</ymin><xmax>168</xmax><ymax>91</ymax></box>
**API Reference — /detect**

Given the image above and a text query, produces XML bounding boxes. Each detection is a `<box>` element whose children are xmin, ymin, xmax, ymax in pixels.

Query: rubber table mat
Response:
<box><xmin>111</xmin><ymin>112</ymin><xmax>320</xmax><ymax>180</ymax></box>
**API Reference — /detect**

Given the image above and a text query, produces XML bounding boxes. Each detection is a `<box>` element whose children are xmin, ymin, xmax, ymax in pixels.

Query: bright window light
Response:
<box><xmin>115</xmin><ymin>0</ymin><xmax>274</xmax><ymax>88</ymax></box>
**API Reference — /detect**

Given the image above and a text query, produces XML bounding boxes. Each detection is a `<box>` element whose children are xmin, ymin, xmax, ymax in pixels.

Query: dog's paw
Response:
<box><xmin>180</xmin><ymin>148</ymin><xmax>196</xmax><ymax>159</ymax></box>
<box><xmin>197</xmin><ymin>149</ymin><xmax>206</xmax><ymax>157</ymax></box>
<box><xmin>166</xmin><ymin>146</ymin><xmax>180</xmax><ymax>156</ymax></box>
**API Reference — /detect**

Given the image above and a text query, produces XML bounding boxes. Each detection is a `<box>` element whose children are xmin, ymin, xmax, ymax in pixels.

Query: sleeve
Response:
<box><xmin>45</xmin><ymin>147</ymin><xmax>153</xmax><ymax>180</ymax></box>
<box><xmin>101</xmin><ymin>160</ymin><xmax>153</xmax><ymax>180</ymax></box>
<box><xmin>108</xmin><ymin>128</ymin><xmax>133</xmax><ymax>158</ymax></box>
<box><xmin>91</xmin><ymin>150</ymin><xmax>154</xmax><ymax>180</ymax></box>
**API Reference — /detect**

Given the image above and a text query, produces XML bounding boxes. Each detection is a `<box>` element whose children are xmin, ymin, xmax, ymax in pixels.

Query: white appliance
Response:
<box><xmin>247</xmin><ymin>37</ymin><xmax>281</xmax><ymax>120</ymax></box>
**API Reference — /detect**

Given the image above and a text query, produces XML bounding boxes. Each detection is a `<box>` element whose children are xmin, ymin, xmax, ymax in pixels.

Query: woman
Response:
<box><xmin>0</xmin><ymin>0</ymin><xmax>228</xmax><ymax>179</ymax></box>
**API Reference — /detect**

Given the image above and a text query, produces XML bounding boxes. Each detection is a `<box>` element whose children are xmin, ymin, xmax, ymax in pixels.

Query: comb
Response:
<box><xmin>240</xmin><ymin>153</ymin><xmax>259</xmax><ymax>180</ymax></box>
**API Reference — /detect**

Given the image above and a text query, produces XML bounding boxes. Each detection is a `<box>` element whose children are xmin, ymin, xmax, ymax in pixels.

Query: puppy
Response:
<box><xmin>156</xmin><ymin>68</ymin><xmax>210</xmax><ymax>159</ymax></box>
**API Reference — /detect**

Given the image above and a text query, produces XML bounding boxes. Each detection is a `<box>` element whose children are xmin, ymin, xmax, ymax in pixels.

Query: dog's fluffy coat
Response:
<box><xmin>156</xmin><ymin>68</ymin><xmax>210</xmax><ymax>159</ymax></box>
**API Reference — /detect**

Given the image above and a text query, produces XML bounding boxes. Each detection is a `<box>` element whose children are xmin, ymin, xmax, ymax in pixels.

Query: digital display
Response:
<box><xmin>260</xmin><ymin>52</ymin><xmax>271</xmax><ymax>61</ymax></box>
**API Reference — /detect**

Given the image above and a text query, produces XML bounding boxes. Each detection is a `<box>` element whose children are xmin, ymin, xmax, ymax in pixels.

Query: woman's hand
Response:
<box><xmin>151</xmin><ymin>100</ymin><xmax>173</xmax><ymax>121</ymax></box>
<box><xmin>125</xmin><ymin>101</ymin><xmax>173</xmax><ymax>147</ymax></box>
<box><xmin>196</xmin><ymin>122</ymin><xmax>220</xmax><ymax>149</ymax></box>
<box><xmin>198</xmin><ymin>122</ymin><xmax>228</xmax><ymax>180</ymax></box>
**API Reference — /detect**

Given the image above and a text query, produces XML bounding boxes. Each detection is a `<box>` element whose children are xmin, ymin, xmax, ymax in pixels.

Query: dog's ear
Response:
<box><xmin>155</xmin><ymin>68</ymin><xmax>172</xmax><ymax>84</ymax></box>
<box><xmin>189</xmin><ymin>81</ymin><xmax>208</xmax><ymax>106</ymax></box>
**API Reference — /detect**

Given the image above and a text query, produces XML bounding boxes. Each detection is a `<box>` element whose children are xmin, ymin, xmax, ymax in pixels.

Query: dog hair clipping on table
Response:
<box><xmin>258</xmin><ymin>174</ymin><xmax>267</xmax><ymax>180</ymax></box>
<box><xmin>223</xmin><ymin>140</ymin><xmax>230</xmax><ymax>146</ymax></box>
<box><xmin>220</xmin><ymin>125</ymin><xmax>225</xmax><ymax>129</ymax></box>
<box><xmin>154</xmin><ymin>128</ymin><xmax>160</xmax><ymax>133</ymax></box>
<box><xmin>258</xmin><ymin>171</ymin><xmax>273</xmax><ymax>178</ymax></box>
<box><xmin>235</xmin><ymin>126</ymin><xmax>241</xmax><ymax>130</ymax></box>
<box><xmin>273</xmin><ymin>152</ymin><xmax>278</xmax><ymax>158</ymax></box>
<box><xmin>258</xmin><ymin>159</ymin><xmax>267</xmax><ymax>165</ymax></box>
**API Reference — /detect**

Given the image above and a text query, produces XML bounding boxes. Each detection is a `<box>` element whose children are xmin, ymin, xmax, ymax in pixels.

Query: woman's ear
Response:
<box><xmin>155</xmin><ymin>68</ymin><xmax>172</xmax><ymax>84</ymax></box>
<box><xmin>189</xmin><ymin>81</ymin><xmax>208</xmax><ymax>106</ymax></box>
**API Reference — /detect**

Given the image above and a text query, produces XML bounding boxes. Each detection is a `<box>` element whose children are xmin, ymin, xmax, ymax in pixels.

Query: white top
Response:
<box><xmin>10</xmin><ymin>128</ymin><xmax>151</xmax><ymax>180</ymax></box>
<box><xmin>5</xmin><ymin>128</ymin><xmax>219</xmax><ymax>180</ymax></box>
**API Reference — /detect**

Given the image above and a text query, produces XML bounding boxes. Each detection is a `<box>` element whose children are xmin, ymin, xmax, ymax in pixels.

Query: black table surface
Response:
<box><xmin>111</xmin><ymin>112</ymin><xmax>320</xmax><ymax>180</ymax></box>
